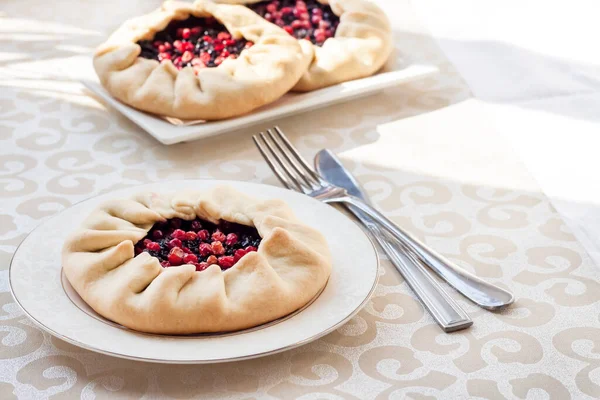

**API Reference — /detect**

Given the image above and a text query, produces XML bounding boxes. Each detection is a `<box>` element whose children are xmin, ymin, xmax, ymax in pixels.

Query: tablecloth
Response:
<box><xmin>413</xmin><ymin>0</ymin><xmax>600</xmax><ymax>270</ymax></box>
<box><xmin>1</xmin><ymin>0</ymin><xmax>599</xmax><ymax>398</ymax></box>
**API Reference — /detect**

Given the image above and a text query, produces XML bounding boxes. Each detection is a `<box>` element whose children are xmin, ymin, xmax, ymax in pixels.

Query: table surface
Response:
<box><xmin>414</xmin><ymin>0</ymin><xmax>600</xmax><ymax>271</ymax></box>
<box><xmin>1</xmin><ymin>0</ymin><xmax>599</xmax><ymax>399</ymax></box>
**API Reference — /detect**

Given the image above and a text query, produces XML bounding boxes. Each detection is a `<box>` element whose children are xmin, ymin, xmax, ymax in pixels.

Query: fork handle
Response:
<box><xmin>333</xmin><ymin>195</ymin><xmax>515</xmax><ymax>310</ymax></box>
<box><xmin>350</xmin><ymin>206</ymin><xmax>472</xmax><ymax>332</ymax></box>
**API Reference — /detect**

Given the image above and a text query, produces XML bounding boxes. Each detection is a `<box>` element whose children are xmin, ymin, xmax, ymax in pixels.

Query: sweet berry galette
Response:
<box><xmin>218</xmin><ymin>0</ymin><xmax>393</xmax><ymax>91</ymax></box>
<box><xmin>93</xmin><ymin>1</ymin><xmax>313</xmax><ymax>120</ymax></box>
<box><xmin>62</xmin><ymin>186</ymin><xmax>331</xmax><ymax>334</ymax></box>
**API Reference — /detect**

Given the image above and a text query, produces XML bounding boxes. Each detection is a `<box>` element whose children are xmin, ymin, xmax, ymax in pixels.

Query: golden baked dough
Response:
<box><xmin>93</xmin><ymin>1</ymin><xmax>313</xmax><ymax>120</ymax></box>
<box><xmin>62</xmin><ymin>186</ymin><xmax>331</xmax><ymax>334</ymax></box>
<box><xmin>216</xmin><ymin>0</ymin><xmax>393</xmax><ymax>91</ymax></box>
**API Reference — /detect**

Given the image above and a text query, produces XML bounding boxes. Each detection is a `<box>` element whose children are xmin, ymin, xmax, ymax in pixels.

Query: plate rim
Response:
<box><xmin>81</xmin><ymin>63</ymin><xmax>438</xmax><ymax>145</ymax></box>
<box><xmin>9</xmin><ymin>179</ymin><xmax>380</xmax><ymax>364</ymax></box>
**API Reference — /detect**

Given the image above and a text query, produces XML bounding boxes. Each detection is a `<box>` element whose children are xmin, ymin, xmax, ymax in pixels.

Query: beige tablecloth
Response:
<box><xmin>1</xmin><ymin>1</ymin><xmax>599</xmax><ymax>398</ymax></box>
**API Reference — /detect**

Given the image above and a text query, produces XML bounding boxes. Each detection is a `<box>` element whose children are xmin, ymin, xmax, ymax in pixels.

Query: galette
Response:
<box><xmin>62</xmin><ymin>186</ymin><xmax>331</xmax><ymax>334</ymax></box>
<box><xmin>217</xmin><ymin>0</ymin><xmax>393</xmax><ymax>91</ymax></box>
<box><xmin>93</xmin><ymin>1</ymin><xmax>313</xmax><ymax>120</ymax></box>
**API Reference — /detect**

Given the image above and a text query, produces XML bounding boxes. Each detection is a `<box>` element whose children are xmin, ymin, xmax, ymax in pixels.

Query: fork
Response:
<box><xmin>253</xmin><ymin>126</ymin><xmax>515</xmax><ymax>311</ymax></box>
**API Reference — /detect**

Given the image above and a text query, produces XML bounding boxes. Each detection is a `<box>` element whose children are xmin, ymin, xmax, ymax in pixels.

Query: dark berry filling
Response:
<box><xmin>137</xmin><ymin>16</ymin><xmax>254</xmax><ymax>72</ymax></box>
<box><xmin>248</xmin><ymin>0</ymin><xmax>339</xmax><ymax>45</ymax></box>
<box><xmin>135</xmin><ymin>217</ymin><xmax>261</xmax><ymax>271</ymax></box>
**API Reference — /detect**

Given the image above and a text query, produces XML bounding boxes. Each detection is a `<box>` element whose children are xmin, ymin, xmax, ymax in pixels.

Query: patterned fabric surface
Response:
<box><xmin>1</xmin><ymin>0</ymin><xmax>599</xmax><ymax>398</ymax></box>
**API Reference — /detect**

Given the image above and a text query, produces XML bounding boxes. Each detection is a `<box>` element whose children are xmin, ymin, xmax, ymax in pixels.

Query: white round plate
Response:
<box><xmin>10</xmin><ymin>180</ymin><xmax>379</xmax><ymax>364</ymax></box>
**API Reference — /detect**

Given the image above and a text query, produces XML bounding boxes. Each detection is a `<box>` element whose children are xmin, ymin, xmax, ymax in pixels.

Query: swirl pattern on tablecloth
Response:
<box><xmin>0</xmin><ymin>0</ymin><xmax>599</xmax><ymax>398</ymax></box>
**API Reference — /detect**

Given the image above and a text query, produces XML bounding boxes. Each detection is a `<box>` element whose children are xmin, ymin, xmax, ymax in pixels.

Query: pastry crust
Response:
<box><xmin>216</xmin><ymin>0</ymin><xmax>393</xmax><ymax>91</ymax></box>
<box><xmin>93</xmin><ymin>1</ymin><xmax>313</xmax><ymax>120</ymax></box>
<box><xmin>62</xmin><ymin>186</ymin><xmax>332</xmax><ymax>334</ymax></box>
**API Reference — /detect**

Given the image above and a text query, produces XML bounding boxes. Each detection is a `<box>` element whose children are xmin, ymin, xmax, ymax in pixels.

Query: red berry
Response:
<box><xmin>160</xmin><ymin>261</ymin><xmax>170</xmax><ymax>268</ymax></box>
<box><xmin>266</xmin><ymin>4</ymin><xmax>277</xmax><ymax>12</ymax></box>
<box><xmin>158</xmin><ymin>52</ymin><xmax>171</xmax><ymax>61</ymax></box>
<box><xmin>163</xmin><ymin>42</ymin><xmax>172</xmax><ymax>50</ymax></box>
<box><xmin>191</xmin><ymin>27</ymin><xmax>202</xmax><ymax>35</ymax></box>
<box><xmin>275</xmin><ymin>18</ymin><xmax>285</xmax><ymax>26</ymax></box>
<box><xmin>173</xmin><ymin>40</ymin><xmax>183</xmax><ymax>51</ymax></box>
<box><xmin>196</xmin><ymin>262</ymin><xmax>209</xmax><ymax>271</ymax></box>
<box><xmin>152</xmin><ymin>230</ymin><xmax>164</xmax><ymax>240</ymax></box>
<box><xmin>211</xmin><ymin>241</ymin><xmax>225</xmax><ymax>255</ymax></box>
<box><xmin>143</xmin><ymin>239</ymin><xmax>152</xmax><ymax>246</ymax></box>
<box><xmin>245</xmin><ymin>41</ymin><xmax>254</xmax><ymax>49</ymax></box>
<box><xmin>291</xmin><ymin>20</ymin><xmax>303</xmax><ymax>29</ymax></box>
<box><xmin>225</xmin><ymin>233</ymin><xmax>238</xmax><ymax>246</ymax></box>
<box><xmin>153</xmin><ymin>41</ymin><xmax>162</xmax><ymax>48</ymax></box>
<box><xmin>218</xmin><ymin>256</ymin><xmax>235</xmax><ymax>269</ymax></box>
<box><xmin>221</xmin><ymin>50</ymin><xmax>230</xmax><ymax>58</ymax></box>
<box><xmin>185</xmin><ymin>231</ymin><xmax>197</xmax><ymax>240</ymax></box>
<box><xmin>198</xmin><ymin>229</ymin><xmax>210</xmax><ymax>241</ymax></box>
<box><xmin>168</xmin><ymin>247</ymin><xmax>184</xmax><ymax>265</ymax></box>
<box><xmin>168</xmin><ymin>238</ymin><xmax>182</xmax><ymax>248</ymax></box>
<box><xmin>264</xmin><ymin>12</ymin><xmax>273</xmax><ymax>21</ymax></box>
<box><xmin>246</xmin><ymin>246</ymin><xmax>258</xmax><ymax>253</ymax></box>
<box><xmin>146</xmin><ymin>242</ymin><xmax>160</xmax><ymax>251</ymax></box>
<box><xmin>312</xmin><ymin>7</ymin><xmax>322</xmax><ymax>15</ymax></box>
<box><xmin>172</xmin><ymin>229</ymin><xmax>186</xmax><ymax>240</ymax></box>
<box><xmin>283</xmin><ymin>26</ymin><xmax>294</xmax><ymax>34</ymax></box>
<box><xmin>299</xmin><ymin>12</ymin><xmax>309</xmax><ymax>20</ymax></box>
<box><xmin>206</xmin><ymin>255</ymin><xmax>218</xmax><ymax>265</ymax></box>
<box><xmin>234</xmin><ymin>248</ymin><xmax>247</xmax><ymax>261</ymax></box>
<box><xmin>182</xmin><ymin>247</ymin><xmax>192</xmax><ymax>254</ymax></box>
<box><xmin>183</xmin><ymin>253</ymin><xmax>198</xmax><ymax>264</ymax></box>
<box><xmin>199</xmin><ymin>53</ymin><xmax>211</xmax><ymax>65</ymax></box>
<box><xmin>217</xmin><ymin>32</ymin><xmax>231</xmax><ymax>41</ymax></box>
<box><xmin>158</xmin><ymin>44</ymin><xmax>167</xmax><ymax>53</ymax></box>
<box><xmin>198</xmin><ymin>243</ymin><xmax>213</xmax><ymax>256</ymax></box>
<box><xmin>225</xmin><ymin>39</ymin><xmax>236</xmax><ymax>46</ymax></box>
<box><xmin>311</xmin><ymin>15</ymin><xmax>322</xmax><ymax>25</ymax></box>
<box><xmin>181</xmin><ymin>51</ymin><xmax>193</xmax><ymax>63</ymax></box>
<box><xmin>281</xmin><ymin>7</ymin><xmax>292</xmax><ymax>14</ymax></box>
<box><xmin>184</xmin><ymin>41</ymin><xmax>195</xmax><ymax>52</ymax></box>
<box><xmin>213</xmin><ymin>43</ymin><xmax>225</xmax><ymax>52</ymax></box>
<box><xmin>191</xmin><ymin>220</ymin><xmax>203</xmax><ymax>231</ymax></box>
<box><xmin>202</xmin><ymin>35</ymin><xmax>213</xmax><ymax>43</ymax></box>
<box><xmin>301</xmin><ymin>20</ymin><xmax>311</xmax><ymax>29</ymax></box>
<box><xmin>212</xmin><ymin>230</ymin><xmax>226</xmax><ymax>242</ymax></box>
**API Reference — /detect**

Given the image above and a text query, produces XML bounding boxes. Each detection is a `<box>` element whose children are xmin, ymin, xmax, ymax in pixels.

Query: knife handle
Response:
<box><xmin>352</xmin><ymin>208</ymin><xmax>472</xmax><ymax>332</ymax></box>
<box><xmin>338</xmin><ymin>195</ymin><xmax>515</xmax><ymax>310</ymax></box>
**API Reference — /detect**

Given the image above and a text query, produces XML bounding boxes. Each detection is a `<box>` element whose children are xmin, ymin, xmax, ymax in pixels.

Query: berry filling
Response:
<box><xmin>135</xmin><ymin>217</ymin><xmax>261</xmax><ymax>271</ymax></box>
<box><xmin>137</xmin><ymin>16</ymin><xmax>254</xmax><ymax>72</ymax></box>
<box><xmin>248</xmin><ymin>0</ymin><xmax>340</xmax><ymax>45</ymax></box>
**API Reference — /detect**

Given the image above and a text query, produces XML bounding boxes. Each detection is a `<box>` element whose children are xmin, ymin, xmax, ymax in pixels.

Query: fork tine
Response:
<box><xmin>254</xmin><ymin>133</ymin><xmax>306</xmax><ymax>193</ymax></box>
<box><xmin>266</xmin><ymin>128</ymin><xmax>319</xmax><ymax>190</ymax></box>
<box><xmin>252</xmin><ymin>135</ymin><xmax>295</xmax><ymax>190</ymax></box>
<box><xmin>273</xmin><ymin>126</ymin><xmax>323</xmax><ymax>184</ymax></box>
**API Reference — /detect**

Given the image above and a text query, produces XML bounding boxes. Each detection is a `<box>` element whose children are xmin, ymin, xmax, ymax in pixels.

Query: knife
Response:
<box><xmin>315</xmin><ymin>149</ymin><xmax>514</xmax><ymax>311</ymax></box>
<box><xmin>315</xmin><ymin>150</ymin><xmax>472</xmax><ymax>332</ymax></box>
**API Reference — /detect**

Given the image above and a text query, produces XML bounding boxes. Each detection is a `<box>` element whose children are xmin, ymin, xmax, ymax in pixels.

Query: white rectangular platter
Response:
<box><xmin>82</xmin><ymin>63</ymin><xmax>437</xmax><ymax>145</ymax></box>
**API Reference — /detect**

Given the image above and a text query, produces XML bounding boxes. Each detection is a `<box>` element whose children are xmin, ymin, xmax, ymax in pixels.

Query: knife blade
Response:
<box><xmin>315</xmin><ymin>149</ymin><xmax>472</xmax><ymax>332</ymax></box>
